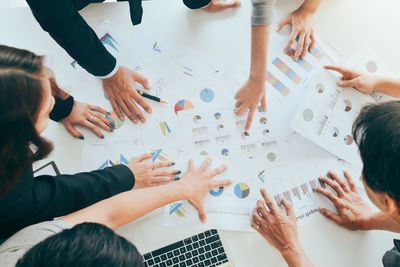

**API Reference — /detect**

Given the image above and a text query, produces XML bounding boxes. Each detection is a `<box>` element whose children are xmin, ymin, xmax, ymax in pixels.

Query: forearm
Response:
<box><xmin>373</xmin><ymin>76</ymin><xmax>400</xmax><ymax>98</ymax></box>
<box><xmin>363</xmin><ymin>212</ymin><xmax>400</xmax><ymax>232</ymax></box>
<box><xmin>48</xmin><ymin>69</ymin><xmax>74</xmax><ymax>122</ymax></box>
<box><xmin>298</xmin><ymin>0</ymin><xmax>321</xmax><ymax>13</ymax></box>
<box><xmin>249</xmin><ymin>25</ymin><xmax>271</xmax><ymax>82</ymax></box>
<box><xmin>281</xmin><ymin>245</ymin><xmax>314</xmax><ymax>267</ymax></box>
<box><xmin>49</xmin><ymin>78</ymin><xmax>69</xmax><ymax>99</ymax></box>
<box><xmin>62</xmin><ymin>182</ymin><xmax>184</xmax><ymax>230</ymax></box>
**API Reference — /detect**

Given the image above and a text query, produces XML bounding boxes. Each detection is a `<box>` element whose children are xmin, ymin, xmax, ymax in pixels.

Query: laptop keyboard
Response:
<box><xmin>143</xmin><ymin>229</ymin><xmax>229</xmax><ymax>267</ymax></box>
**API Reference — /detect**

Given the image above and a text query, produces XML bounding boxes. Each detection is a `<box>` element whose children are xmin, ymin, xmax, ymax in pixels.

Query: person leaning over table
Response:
<box><xmin>0</xmin><ymin>45</ymin><xmax>180</xmax><ymax>240</ymax></box>
<box><xmin>250</xmin><ymin>100</ymin><xmax>400</xmax><ymax>267</ymax></box>
<box><xmin>0</xmin><ymin>157</ymin><xmax>232</xmax><ymax>267</ymax></box>
<box><xmin>25</xmin><ymin>0</ymin><xmax>240</xmax><ymax>128</ymax></box>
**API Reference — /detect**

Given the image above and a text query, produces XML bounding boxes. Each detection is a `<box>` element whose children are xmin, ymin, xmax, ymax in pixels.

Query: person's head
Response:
<box><xmin>353</xmin><ymin>100</ymin><xmax>400</xmax><ymax>217</ymax></box>
<box><xmin>0</xmin><ymin>45</ymin><xmax>55</xmax><ymax>195</ymax></box>
<box><xmin>16</xmin><ymin>222</ymin><xmax>145</xmax><ymax>267</ymax></box>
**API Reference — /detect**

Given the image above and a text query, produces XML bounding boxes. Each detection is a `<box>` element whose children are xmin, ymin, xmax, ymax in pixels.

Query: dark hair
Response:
<box><xmin>16</xmin><ymin>222</ymin><xmax>145</xmax><ymax>267</ymax></box>
<box><xmin>0</xmin><ymin>45</ymin><xmax>53</xmax><ymax>195</ymax></box>
<box><xmin>352</xmin><ymin>101</ymin><xmax>400</xmax><ymax>205</ymax></box>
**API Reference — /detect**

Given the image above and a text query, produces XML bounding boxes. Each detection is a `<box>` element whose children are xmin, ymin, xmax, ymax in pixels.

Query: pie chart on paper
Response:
<box><xmin>200</xmin><ymin>88</ymin><xmax>215</xmax><ymax>103</ymax></box>
<box><xmin>174</xmin><ymin>99</ymin><xmax>194</xmax><ymax>114</ymax></box>
<box><xmin>234</xmin><ymin>183</ymin><xmax>250</xmax><ymax>199</ymax></box>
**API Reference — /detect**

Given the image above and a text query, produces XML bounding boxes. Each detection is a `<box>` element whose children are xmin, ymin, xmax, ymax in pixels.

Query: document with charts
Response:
<box><xmin>261</xmin><ymin>158</ymin><xmax>346</xmax><ymax>226</ymax></box>
<box><xmin>164</xmin><ymin>156</ymin><xmax>264</xmax><ymax>232</ymax></box>
<box><xmin>234</xmin><ymin>25</ymin><xmax>339</xmax><ymax>164</ymax></box>
<box><xmin>164</xmin><ymin>157</ymin><xmax>361</xmax><ymax>230</ymax></box>
<box><xmin>290</xmin><ymin>48</ymin><xmax>396</xmax><ymax>166</ymax></box>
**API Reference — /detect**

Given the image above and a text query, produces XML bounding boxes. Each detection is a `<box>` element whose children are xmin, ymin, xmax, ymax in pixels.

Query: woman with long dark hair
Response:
<box><xmin>0</xmin><ymin>45</ymin><xmax>179</xmax><ymax>239</ymax></box>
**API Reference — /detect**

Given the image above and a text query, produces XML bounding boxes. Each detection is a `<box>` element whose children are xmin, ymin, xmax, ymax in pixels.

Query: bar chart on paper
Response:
<box><xmin>286</xmin><ymin>48</ymin><xmax>313</xmax><ymax>72</ymax></box>
<box><xmin>310</xmin><ymin>47</ymin><xmax>324</xmax><ymax>60</ymax></box>
<box><xmin>261</xmin><ymin>159</ymin><xmax>341</xmax><ymax>226</ymax></box>
<box><xmin>272</xmin><ymin>57</ymin><xmax>302</xmax><ymax>84</ymax></box>
<box><xmin>266</xmin><ymin>71</ymin><xmax>290</xmax><ymax>96</ymax></box>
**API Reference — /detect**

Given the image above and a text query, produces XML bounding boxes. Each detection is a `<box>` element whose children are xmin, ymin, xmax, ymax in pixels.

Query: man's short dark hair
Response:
<box><xmin>352</xmin><ymin>100</ymin><xmax>400</xmax><ymax>205</ymax></box>
<box><xmin>16</xmin><ymin>222</ymin><xmax>145</xmax><ymax>267</ymax></box>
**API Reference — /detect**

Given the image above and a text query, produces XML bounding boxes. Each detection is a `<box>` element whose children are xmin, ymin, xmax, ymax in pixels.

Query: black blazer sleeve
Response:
<box><xmin>183</xmin><ymin>0</ymin><xmax>211</xmax><ymax>9</ymax></box>
<box><xmin>26</xmin><ymin>0</ymin><xmax>117</xmax><ymax>76</ymax></box>
<box><xmin>49</xmin><ymin>95</ymin><xmax>75</xmax><ymax>122</ymax></box>
<box><xmin>0</xmin><ymin>164</ymin><xmax>134</xmax><ymax>239</ymax></box>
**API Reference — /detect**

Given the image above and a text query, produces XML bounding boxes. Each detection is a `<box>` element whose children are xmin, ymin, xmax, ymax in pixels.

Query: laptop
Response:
<box><xmin>143</xmin><ymin>229</ymin><xmax>233</xmax><ymax>267</ymax></box>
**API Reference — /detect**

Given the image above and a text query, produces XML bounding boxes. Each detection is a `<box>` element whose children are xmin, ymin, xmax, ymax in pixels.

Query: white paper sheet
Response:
<box><xmin>164</xmin><ymin>156</ymin><xmax>264</xmax><ymax>231</ymax></box>
<box><xmin>290</xmin><ymin>47</ymin><xmax>395</xmax><ymax>166</ymax></box>
<box><xmin>261</xmin><ymin>158</ymin><xmax>347</xmax><ymax>226</ymax></box>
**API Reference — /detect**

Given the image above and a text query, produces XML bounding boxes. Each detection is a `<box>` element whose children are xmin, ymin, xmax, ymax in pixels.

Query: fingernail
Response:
<box><xmin>140</xmin><ymin>118</ymin><xmax>145</xmax><ymax>123</ymax></box>
<box><xmin>174</xmin><ymin>177</ymin><xmax>180</xmax><ymax>181</ymax></box>
<box><xmin>109</xmin><ymin>128</ymin><xmax>114</xmax><ymax>132</ymax></box>
<box><xmin>101</xmin><ymin>134</ymin><xmax>104</xmax><ymax>139</ymax></box>
<box><xmin>110</xmin><ymin>122</ymin><xmax>114</xmax><ymax>127</ymax></box>
<box><xmin>79</xmin><ymin>136</ymin><xmax>84</xmax><ymax>140</ymax></box>
<box><xmin>177</xmin><ymin>170</ymin><xmax>181</xmax><ymax>174</ymax></box>
<box><xmin>171</xmin><ymin>162</ymin><xmax>176</xmax><ymax>166</ymax></box>
<box><xmin>106</xmin><ymin>111</ymin><xmax>111</xmax><ymax>115</ymax></box>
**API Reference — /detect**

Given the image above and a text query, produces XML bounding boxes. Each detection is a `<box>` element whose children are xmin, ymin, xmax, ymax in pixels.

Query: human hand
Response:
<box><xmin>324</xmin><ymin>65</ymin><xmax>378</xmax><ymax>94</ymax></box>
<box><xmin>251</xmin><ymin>188</ymin><xmax>301</xmax><ymax>253</ymax></box>
<box><xmin>102</xmin><ymin>66</ymin><xmax>152</xmax><ymax>124</ymax></box>
<box><xmin>62</xmin><ymin>101</ymin><xmax>113</xmax><ymax>139</ymax></box>
<box><xmin>251</xmin><ymin>189</ymin><xmax>314</xmax><ymax>267</ymax></box>
<box><xmin>177</xmin><ymin>158</ymin><xmax>232</xmax><ymax>222</ymax></box>
<box><xmin>203</xmin><ymin>0</ymin><xmax>241</xmax><ymax>13</ymax></box>
<box><xmin>127</xmin><ymin>153</ymin><xmax>180</xmax><ymax>189</ymax></box>
<box><xmin>313</xmin><ymin>171</ymin><xmax>375</xmax><ymax>231</ymax></box>
<box><xmin>234</xmin><ymin>78</ymin><xmax>266</xmax><ymax>132</ymax></box>
<box><xmin>277</xmin><ymin>7</ymin><xmax>316</xmax><ymax>61</ymax></box>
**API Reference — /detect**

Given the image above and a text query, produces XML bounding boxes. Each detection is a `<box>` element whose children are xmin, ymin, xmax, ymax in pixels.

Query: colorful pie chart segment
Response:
<box><xmin>209</xmin><ymin>187</ymin><xmax>224</xmax><ymax>197</ymax></box>
<box><xmin>221</xmin><ymin>148</ymin><xmax>229</xmax><ymax>156</ymax></box>
<box><xmin>260</xmin><ymin>117</ymin><xmax>267</xmax><ymax>125</ymax></box>
<box><xmin>344</xmin><ymin>135</ymin><xmax>353</xmax><ymax>145</ymax></box>
<box><xmin>344</xmin><ymin>99</ymin><xmax>352</xmax><ymax>112</ymax></box>
<box><xmin>174</xmin><ymin>99</ymin><xmax>194</xmax><ymax>114</ymax></box>
<box><xmin>234</xmin><ymin>183</ymin><xmax>250</xmax><ymax>199</ymax></box>
<box><xmin>316</xmin><ymin>83</ymin><xmax>324</xmax><ymax>94</ymax></box>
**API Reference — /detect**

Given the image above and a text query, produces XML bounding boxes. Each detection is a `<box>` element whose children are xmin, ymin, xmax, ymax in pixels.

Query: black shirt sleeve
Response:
<box><xmin>50</xmin><ymin>95</ymin><xmax>74</xmax><ymax>122</ymax></box>
<box><xmin>383</xmin><ymin>239</ymin><xmax>400</xmax><ymax>267</ymax></box>
<box><xmin>183</xmin><ymin>0</ymin><xmax>211</xmax><ymax>9</ymax></box>
<box><xmin>26</xmin><ymin>0</ymin><xmax>117</xmax><ymax>76</ymax></box>
<box><xmin>0</xmin><ymin>164</ymin><xmax>134</xmax><ymax>239</ymax></box>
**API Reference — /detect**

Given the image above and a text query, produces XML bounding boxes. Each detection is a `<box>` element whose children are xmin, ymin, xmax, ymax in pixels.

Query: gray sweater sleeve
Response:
<box><xmin>251</xmin><ymin>0</ymin><xmax>277</xmax><ymax>26</ymax></box>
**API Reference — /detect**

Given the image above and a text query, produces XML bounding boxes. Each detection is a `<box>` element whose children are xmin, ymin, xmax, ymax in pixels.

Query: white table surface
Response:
<box><xmin>1</xmin><ymin>0</ymin><xmax>399</xmax><ymax>266</ymax></box>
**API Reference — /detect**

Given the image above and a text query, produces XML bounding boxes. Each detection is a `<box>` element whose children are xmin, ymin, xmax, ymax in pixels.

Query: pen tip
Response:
<box><xmin>161</xmin><ymin>100</ymin><xmax>168</xmax><ymax>104</ymax></box>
